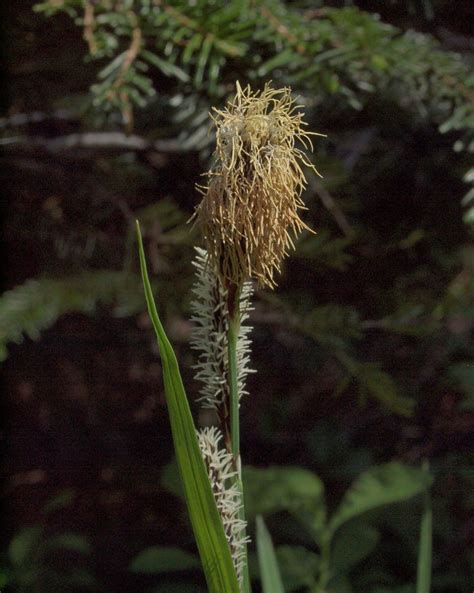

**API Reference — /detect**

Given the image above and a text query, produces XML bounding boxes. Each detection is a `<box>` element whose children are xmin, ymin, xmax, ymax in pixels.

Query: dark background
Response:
<box><xmin>1</xmin><ymin>1</ymin><xmax>473</xmax><ymax>592</ymax></box>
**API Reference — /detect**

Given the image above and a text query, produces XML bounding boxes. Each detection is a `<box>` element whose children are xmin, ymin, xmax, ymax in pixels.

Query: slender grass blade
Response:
<box><xmin>256</xmin><ymin>515</ymin><xmax>285</xmax><ymax>593</ymax></box>
<box><xmin>136</xmin><ymin>221</ymin><xmax>240</xmax><ymax>593</ymax></box>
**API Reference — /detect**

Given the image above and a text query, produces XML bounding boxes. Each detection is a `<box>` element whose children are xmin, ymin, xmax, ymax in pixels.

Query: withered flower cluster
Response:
<box><xmin>196</xmin><ymin>82</ymin><xmax>321</xmax><ymax>288</ymax></box>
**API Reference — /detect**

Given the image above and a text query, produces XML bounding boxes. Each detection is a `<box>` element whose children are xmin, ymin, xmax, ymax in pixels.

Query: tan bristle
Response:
<box><xmin>195</xmin><ymin>81</ymin><xmax>321</xmax><ymax>288</ymax></box>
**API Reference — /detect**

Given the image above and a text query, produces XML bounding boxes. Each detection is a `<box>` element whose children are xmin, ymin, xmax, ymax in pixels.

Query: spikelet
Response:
<box><xmin>195</xmin><ymin>81</ymin><xmax>322</xmax><ymax>288</ymax></box>
<box><xmin>190</xmin><ymin>247</ymin><xmax>254</xmax><ymax>412</ymax></box>
<box><xmin>197</xmin><ymin>426</ymin><xmax>250</xmax><ymax>585</ymax></box>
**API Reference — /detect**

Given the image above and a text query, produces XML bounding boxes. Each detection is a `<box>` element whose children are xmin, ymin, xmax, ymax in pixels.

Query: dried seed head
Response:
<box><xmin>195</xmin><ymin>82</ymin><xmax>322</xmax><ymax>288</ymax></box>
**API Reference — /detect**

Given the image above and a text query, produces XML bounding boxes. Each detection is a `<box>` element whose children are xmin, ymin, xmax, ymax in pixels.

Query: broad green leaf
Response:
<box><xmin>8</xmin><ymin>526</ymin><xmax>42</xmax><ymax>567</ymax></box>
<box><xmin>244</xmin><ymin>466</ymin><xmax>325</xmax><ymax>519</ymax></box>
<box><xmin>275</xmin><ymin>546</ymin><xmax>319</xmax><ymax>591</ymax></box>
<box><xmin>256</xmin><ymin>516</ymin><xmax>285</xmax><ymax>593</ymax></box>
<box><xmin>331</xmin><ymin>522</ymin><xmax>379</xmax><ymax>574</ymax></box>
<box><xmin>136</xmin><ymin>221</ymin><xmax>240</xmax><ymax>593</ymax></box>
<box><xmin>130</xmin><ymin>546</ymin><xmax>200</xmax><ymax>574</ymax></box>
<box><xmin>416</xmin><ymin>466</ymin><xmax>432</xmax><ymax>593</ymax></box>
<box><xmin>293</xmin><ymin>507</ymin><xmax>328</xmax><ymax>546</ymax></box>
<box><xmin>330</xmin><ymin>462</ymin><xmax>433</xmax><ymax>534</ymax></box>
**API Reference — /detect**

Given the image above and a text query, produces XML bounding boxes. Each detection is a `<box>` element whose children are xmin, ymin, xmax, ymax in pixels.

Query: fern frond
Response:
<box><xmin>0</xmin><ymin>271</ymin><xmax>141</xmax><ymax>361</ymax></box>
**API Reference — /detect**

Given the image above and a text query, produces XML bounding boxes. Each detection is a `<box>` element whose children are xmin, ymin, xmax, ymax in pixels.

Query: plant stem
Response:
<box><xmin>238</xmin><ymin>471</ymin><xmax>252</xmax><ymax>593</ymax></box>
<box><xmin>228</xmin><ymin>309</ymin><xmax>241</xmax><ymax>458</ymax></box>
<box><xmin>227</xmin><ymin>285</ymin><xmax>252</xmax><ymax>593</ymax></box>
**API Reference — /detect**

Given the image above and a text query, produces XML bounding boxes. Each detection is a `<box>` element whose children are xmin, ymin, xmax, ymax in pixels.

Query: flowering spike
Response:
<box><xmin>195</xmin><ymin>82</ymin><xmax>322</xmax><ymax>288</ymax></box>
<box><xmin>197</xmin><ymin>426</ymin><xmax>250</xmax><ymax>584</ymax></box>
<box><xmin>190</xmin><ymin>248</ymin><xmax>254</xmax><ymax>412</ymax></box>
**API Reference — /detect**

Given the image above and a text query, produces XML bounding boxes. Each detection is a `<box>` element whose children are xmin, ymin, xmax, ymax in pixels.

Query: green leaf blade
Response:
<box><xmin>331</xmin><ymin>522</ymin><xmax>379</xmax><ymax>574</ymax></box>
<box><xmin>243</xmin><ymin>466</ymin><xmax>325</xmax><ymax>519</ymax></box>
<box><xmin>136</xmin><ymin>221</ymin><xmax>240</xmax><ymax>593</ymax></box>
<box><xmin>256</xmin><ymin>516</ymin><xmax>285</xmax><ymax>593</ymax></box>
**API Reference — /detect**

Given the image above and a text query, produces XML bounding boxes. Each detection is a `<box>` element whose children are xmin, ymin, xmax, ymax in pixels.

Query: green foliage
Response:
<box><xmin>162</xmin><ymin>459</ymin><xmax>431</xmax><ymax>591</ymax></box>
<box><xmin>41</xmin><ymin>490</ymin><xmax>76</xmax><ymax>515</ymax></box>
<box><xmin>302</xmin><ymin>305</ymin><xmax>362</xmax><ymax>349</ymax></box>
<box><xmin>342</xmin><ymin>360</ymin><xmax>415</xmax><ymax>417</ymax></box>
<box><xmin>136</xmin><ymin>222</ymin><xmax>241</xmax><ymax>593</ymax></box>
<box><xmin>3</xmin><ymin>2</ymin><xmax>473</xmax><ymax>592</ymax></box>
<box><xmin>292</xmin><ymin>303</ymin><xmax>415</xmax><ymax>416</ymax></box>
<box><xmin>0</xmin><ymin>568</ymin><xmax>9</xmax><ymax>589</ymax></box>
<box><xmin>0</xmin><ymin>271</ymin><xmax>141</xmax><ymax>361</ymax></box>
<box><xmin>296</xmin><ymin>230</ymin><xmax>354</xmax><ymax>271</ymax></box>
<box><xmin>462</xmin><ymin>168</ymin><xmax>474</xmax><ymax>224</ymax></box>
<box><xmin>33</xmin><ymin>1</ymin><xmax>474</xmax><ymax>155</ymax></box>
<box><xmin>9</xmin><ymin>526</ymin><xmax>43</xmax><ymax>568</ymax></box>
<box><xmin>6</xmin><ymin>492</ymin><xmax>94</xmax><ymax>593</ymax></box>
<box><xmin>329</xmin><ymin>462</ymin><xmax>433</xmax><ymax>534</ymax></box>
<box><xmin>2</xmin><ymin>0</ymin><xmax>471</xmax><ymax>424</ymax></box>
<box><xmin>243</xmin><ymin>466</ymin><xmax>325</xmax><ymax>520</ymax></box>
<box><xmin>416</xmin><ymin>466</ymin><xmax>432</xmax><ymax>593</ymax></box>
<box><xmin>331</xmin><ymin>522</ymin><xmax>379</xmax><ymax>574</ymax></box>
<box><xmin>45</xmin><ymin>534</ymin><xmax>92</xmax><ymax>555</ymax></box>
<box><xmin>274</xmin><ymin>546</ymin><xmax>319</xmax><ymax>592</ymax></box>
<box><xmin>0</xmin><ymin>197</ymin><xmax>193</xmax><ymax>361</ymax></box>
<box><xmin>244</xmin><ymin>462</ymin><xmax>432</xmax><ymax>592</ymax></box>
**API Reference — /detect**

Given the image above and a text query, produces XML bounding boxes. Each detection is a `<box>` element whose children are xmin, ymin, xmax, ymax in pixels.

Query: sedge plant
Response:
<box><xmin>136</xmin><ymin>82</ymin><xmax>323</xmax><ymax>592</ymax></box>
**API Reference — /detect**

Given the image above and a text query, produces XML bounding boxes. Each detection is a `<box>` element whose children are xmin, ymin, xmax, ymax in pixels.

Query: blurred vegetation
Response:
<box><xmin>1</xmin><ymin>1</ymin><xmax>473</xmax><ymax>592</ymax></box>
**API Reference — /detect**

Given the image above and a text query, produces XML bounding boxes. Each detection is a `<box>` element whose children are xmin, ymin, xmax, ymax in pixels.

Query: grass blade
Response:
<box><xmin>256</xmin><ymin>515</ymin><xmax>285</xmax><ymax>593</ymax></box>
<box><xmin>416</xmin><ymin>463</ymin><xmax>432</xmax><ymax>593</ymax></box>
<box><xmin>136</xmin><ymin>221</ymin><xmax>240</xmax><ymax>593</ymax></box>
